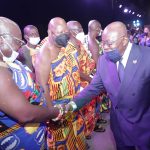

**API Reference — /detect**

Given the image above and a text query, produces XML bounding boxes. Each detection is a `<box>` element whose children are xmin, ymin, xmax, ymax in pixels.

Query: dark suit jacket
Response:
<box><xmin>74</xmin><ymin>44</ymin><xmax>150</xmax><ymax>146</ymax></box>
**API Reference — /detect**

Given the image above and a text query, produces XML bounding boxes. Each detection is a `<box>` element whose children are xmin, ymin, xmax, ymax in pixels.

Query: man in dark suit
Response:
<box><xmin>66</xmin><ymin>21</ymin><xmax>150</xmax><ymax>150</ymax></box>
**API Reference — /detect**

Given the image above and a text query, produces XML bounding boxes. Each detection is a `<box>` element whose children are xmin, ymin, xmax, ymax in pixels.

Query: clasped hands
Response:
<box><xmin>52</xmin><ymin>102</ymin><xmax>74</xmax><ymax>122</ymax></box>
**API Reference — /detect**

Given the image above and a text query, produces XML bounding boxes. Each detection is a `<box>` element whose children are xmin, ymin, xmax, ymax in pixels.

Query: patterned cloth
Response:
<box><xmin>84</xmin><ymin>36</ymin><xmax>110</xmax><ymax>114</ymax></box>
<box><xmin>47</xmin><ymin>42</ymin><xmax>86</xmax><ymax>150</ymax></box>
<box><xmin>0</xmin><ymin>60</ymin><xmax>47</xmax><ymax>150</ymax></box>
<box><xmin>36</xmin><ymin>37</ymin><xmax>48</xmax><ymax>49</ymax></box>
<box><xmin>77</xmin><ymin>41</ymin><xmax>97</xmax><ymax>136</ymax></box>
<box><xmin>84</xmin><ymin>35</ymin><xmax>103</xmax><ymax>57</ymax></box>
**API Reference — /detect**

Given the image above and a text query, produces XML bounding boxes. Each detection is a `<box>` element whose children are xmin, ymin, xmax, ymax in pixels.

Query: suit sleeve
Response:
<box><xmin>73</xmin><ymin>57</ymin><xmax>105</xmax><ymax>110</ymax></box>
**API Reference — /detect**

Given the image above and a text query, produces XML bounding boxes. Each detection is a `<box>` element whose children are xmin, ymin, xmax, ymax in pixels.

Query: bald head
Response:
<box><xmin>48</xmin><ymin>17</ymin><xmax>69</xmax><ymax>47</ymax></box>
<box><xmin>48</xmin><ymin>17</ymin><xmax>68</xmax><ymax>34</ymax></box>
<box><xmin>103</xmin><ymin>21</ymin><xmax>128</xmax><ymax>40</ymax></box>
<box><xmin>88</xmin><ymin>20</ymin><xmax>101</xmax><ymax>31</ymax></box>
<box><xmin>88</xmin><ymin>20</ymin><xmax>102</xmax><ymax>38</ymax></box>
<box><xmin>102</xmin><ymin>21</ymin><xmax>129</xmax><ymax>55</ymax></box>
<box><xmin>67</xmin><ymin>21</ymin><xmax>82</xmax><ymax>30</ymax></box>
<box><xmin>67</xmin><ymin>20</ymin><xmax>83</xmax><ymax>39</ymax></box>
<box><xmin>0</xmin><ymin>17</ymin><xmax>21</xmax><ymax>39</ymax></box>
<box><xmin>24</xmin><ymin>25</ymin><xmax>39</xmax><ymax>36</ymax></box>
<box><xmin>0</xmin><ymin>17</ymin><xmax>23</xmax><ymax>59</ymax></box>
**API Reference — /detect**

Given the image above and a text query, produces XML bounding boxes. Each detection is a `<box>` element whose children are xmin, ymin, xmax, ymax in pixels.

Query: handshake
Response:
<box><xmin>52</xmin><ymin>101</ymin><xmax>77</xmax><ymax>122</ymax></box>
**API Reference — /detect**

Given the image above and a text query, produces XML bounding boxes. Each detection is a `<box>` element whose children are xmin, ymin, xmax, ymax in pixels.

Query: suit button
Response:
<box><xmin>132</xmin><ymin>93</ymin><xmax>135</xmax><ymax>96</ymax></box>
<box><xmin>129</xmin><ymin>108</ymin><xmax>133</xmax><ymax>111</ymax></box>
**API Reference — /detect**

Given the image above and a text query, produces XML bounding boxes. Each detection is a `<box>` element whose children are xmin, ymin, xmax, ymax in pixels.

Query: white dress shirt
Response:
<box><xmin>116</xmin><ymin>42</ymin><xmax>132</xmax><ymax>69</ymax></box>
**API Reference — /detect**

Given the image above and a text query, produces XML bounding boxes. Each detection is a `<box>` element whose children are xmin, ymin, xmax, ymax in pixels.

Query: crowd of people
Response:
<box><xmin>128</xmin><ymin>25</ymin><xmax>150</xmax><ymax>47</ymax></box>
<box><xmin>0</xmin><ymin>16</ymin><xmax>150</xmax><ymax>150</ymax></box>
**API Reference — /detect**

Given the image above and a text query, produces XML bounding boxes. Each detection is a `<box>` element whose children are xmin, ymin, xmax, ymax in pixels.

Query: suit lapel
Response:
<box><xmin>107</xmin><ymin>59</ymin><xmax>121</xmax><ymax>96</ymax></box>
<box><xmin>117</xmin><ymin>44</ymin><xmax>142</xmax><ymax>103</ymax></box>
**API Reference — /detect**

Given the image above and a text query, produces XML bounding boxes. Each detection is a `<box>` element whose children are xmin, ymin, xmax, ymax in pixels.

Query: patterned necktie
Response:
<box><xmin>118</xmin><ymin>60</ymin><xmax>124</xmax><ymax>82</ymax></box>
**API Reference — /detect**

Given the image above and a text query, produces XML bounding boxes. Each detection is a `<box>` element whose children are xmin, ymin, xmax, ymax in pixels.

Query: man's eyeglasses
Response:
<box><xmin>102</xmin><ymin>35</ymin><xmax>125</xmax><ymax>48</ymax></box>
<box><xmin>0</xmin><ymin>33</ymin><xmax>25</xmax><ymax>46</ymax></box>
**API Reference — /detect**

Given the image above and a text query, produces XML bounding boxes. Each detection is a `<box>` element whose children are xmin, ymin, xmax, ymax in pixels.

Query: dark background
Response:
<box><xmin>0</xmin><ymin>0</ymin><xmax>150</xmax><ymax>38</ymax></box>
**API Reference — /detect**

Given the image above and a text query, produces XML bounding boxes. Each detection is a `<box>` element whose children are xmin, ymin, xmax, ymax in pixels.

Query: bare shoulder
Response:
<box><xmin>89</xmin><ymin>39</ymin><xmax>98</xmax><ymax>47</ymax></box>
<box><xmin>36</xmin><ymin>42</ymin><xmax>52</xmax><ymax>65</ymax></box>
<box><xmin>34</xmin><ymin>41</ymin><xmax>52</xmax><ymax>83</ymax></box>
<box><xmin>39</xmin><ymin>42</ymin><xmax>51</xmax><ymax>58</ymax></box>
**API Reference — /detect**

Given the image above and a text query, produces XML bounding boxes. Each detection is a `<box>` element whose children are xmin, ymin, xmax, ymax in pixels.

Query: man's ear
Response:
<box><xmin>24</xmin><ymin>35</ymin><xmax>28</xmax><ymax>41</ymax></box>
<box><xmin>123</xmin><ymin>37</ymin><xmax>129</xmax><ymax>46</ymax></box>
<box><xmin>69</xmin><ymin>30</ymin><xmax>75</xmax><ymax>37</ymax></box>
<box><xmin>47</xmin><ymin>29</ymin><xmax>51</xmax><ymax>36</ymax></box>
<box><xmin>0</xmin><ymin>37</ymin><xmax>4</xmax><ymax>45</ymax></box>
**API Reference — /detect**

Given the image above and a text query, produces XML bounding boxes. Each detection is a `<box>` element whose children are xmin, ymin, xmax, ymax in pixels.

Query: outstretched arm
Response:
<box><xmin>72</xmin><ymin>57</ymin><xmax>105</xmax><ymax>110</ymax></box>
<box><xmin>34</xmin><ymin>45</ymin><xmax>52</xmax><ymax>108</ymax></box>
<box><xmin>0</xmin><ymin>67</ymin><xmax>59</xmax><ymax>124</ymax></box>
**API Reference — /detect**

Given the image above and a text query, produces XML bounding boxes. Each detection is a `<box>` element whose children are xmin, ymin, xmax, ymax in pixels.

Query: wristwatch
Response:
<box><xmin>68</xmin><ymin>101</ymin><xmax>77</xmax><ymax>112</ymax></box>
<box><xmin>52</xmin><ymin>104</ymin><xmax>64</xmax><ymax>122</ymax></box>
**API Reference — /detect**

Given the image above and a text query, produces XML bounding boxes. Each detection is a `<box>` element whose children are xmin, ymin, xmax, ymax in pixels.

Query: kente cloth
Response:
<box><xmin>77</xmin><ymin>42</ymin><xmax>97</xmax><ymax>136</ymax></box>
<box><xmin>84</xmin><ymin>37</ymin><xmax>111</xmax><ymax>114</ymax></box>
<box><xmin>99</xmin><ymin>92</ymin><xmax>111</xmax><ymax>113</ymax></box>
<box><xmin>78</xmin><ymin>42</ymin><xmax>95</xmax><ymax>76</ymax></box>
<box><xmin>36</xmin><ymin>37</ymin><xmax>48</xmax><ymax>49</ymax></box>
<box><xmin>47</xmin><ymin>42</ymin><xmax>86</xmax><ymax>150</ymax></box>
<box><xmin>0</xmin><ymin>60</ymin><xmax>47</xmax><ymax>150</ymax></box>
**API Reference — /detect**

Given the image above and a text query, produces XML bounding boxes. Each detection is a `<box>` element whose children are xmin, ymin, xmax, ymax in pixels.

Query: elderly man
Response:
<box><xmin>35</xmin><ymin>17</ymin><xmax>86</xmax><ymax>150</ymax></box>
<box><xmin>67</xmin><ymin>21</ymin><xmax>106</xmax><ymax>140</ymax></box>
<box><xmin>87</xmin><ymin>20</ymin><xmax>102</xmax><ymax>64</ymax></box>
<box><xmin>67</xmin><ymin>21</ymin><xmax>150</xmax><ymax>150</ymax></box>
<box><xmin>0</xmin><ymin>17</ymin><xmax>62</xmax><ymax>149</ymax></box>
<box><xmin>87</xmin><ymin>20</ymin><xmax>109</xmax><ymax>130</ymax></box>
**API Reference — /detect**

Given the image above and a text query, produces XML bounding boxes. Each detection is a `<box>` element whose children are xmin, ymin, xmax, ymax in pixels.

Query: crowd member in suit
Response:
<box><xmin>0</xmin><ymin>17</ymin><xmax>63</xmax><ymax>150</ymax></box>
<box><xmin>18</xmin><ymin>25</ymin><xmax>40</xmax><ymax>74</ymax></box>
<box><xmin>66</xmin><ymin>21</ymin><xmax>150</xmax><ymax>150</ymax></box>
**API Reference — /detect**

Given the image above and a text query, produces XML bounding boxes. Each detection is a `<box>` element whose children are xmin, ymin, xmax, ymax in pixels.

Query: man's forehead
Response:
<box><xmin>0</xmin><ymin>26</ymin><xmax>21</xmax><ymax>37</ymax></box>
<box><xmin>72</xmin><ymin>25</ymin><xmax>82</xmax><ymax>30</ymax></box>
<box><xmin>55</xmin><ymin>24</ymin><xmax>67</xmax><ymax>32</ymax></box>
<box><xmin>94</xmin><ymin>22</ymin><xmax>101</xmax><ymax>28</ymax></box>
<box><xmin>27</xmin><ymin>28</ymin><xmax>38</xmax><ymax>34</ymax></box>
<box><xmin>102</xmin><ymin>31</ymin><xmax>118</xmax><ymax>41</ymax></box>
<box><xmin>0</xmin><ymin>27</ymin><xmax>8</xmax><ymax>35</ymax></box>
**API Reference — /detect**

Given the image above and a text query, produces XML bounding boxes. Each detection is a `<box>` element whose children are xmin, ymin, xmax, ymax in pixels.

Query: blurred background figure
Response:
<box><xmin>139</xmin><ymin>25</ymin><xmax>150</xmax><ymax>47</ymax></box>
<box><xmin>18</xmin><ymin>25</ymin><xmax>40</xmax><ymax>75</ymax></box>
<box><xmin>86</xmin><ymin>20</ymin><xmax>103</xmax><ymax>65</ymax></box>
